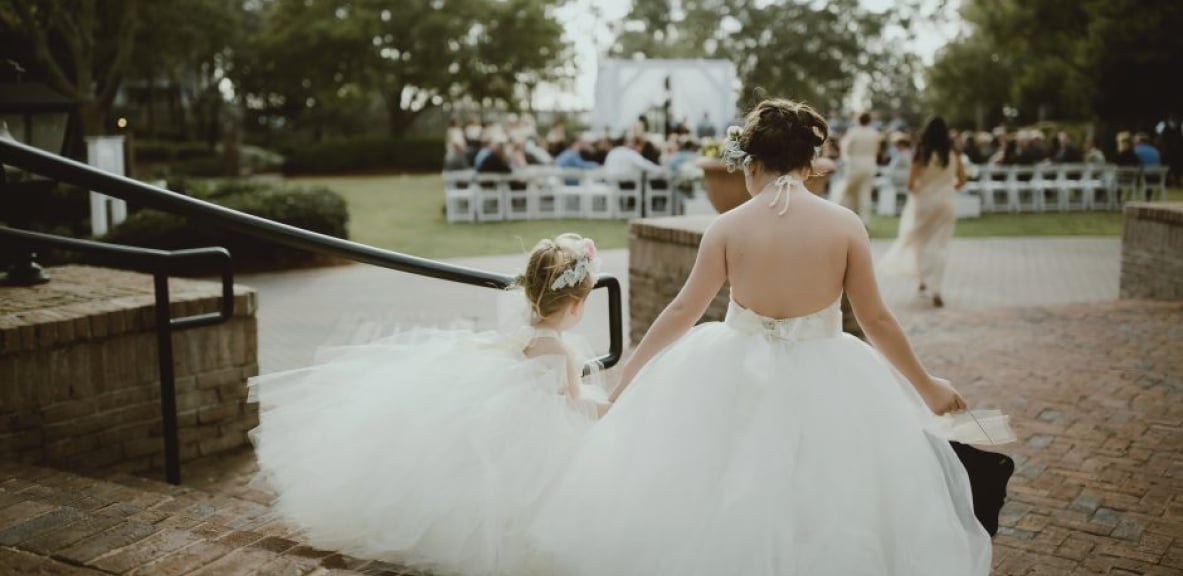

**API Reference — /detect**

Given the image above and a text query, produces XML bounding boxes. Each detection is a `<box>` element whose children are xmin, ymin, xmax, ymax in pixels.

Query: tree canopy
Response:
<box><xmin>926</xmin><ymin>0</ymin><xmax>1183</xmax><ymax>130</ymax></box>
<box><xmin>610</xmin><ymin>0</ymin><xmax>926</xmax><ymax>116</ymax></box>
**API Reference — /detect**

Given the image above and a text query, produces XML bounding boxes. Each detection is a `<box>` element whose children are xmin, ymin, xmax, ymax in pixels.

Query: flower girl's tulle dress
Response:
<box><xmin>528</xmin><ymin>296</ymin><xmax>1010</xmax><ymax>576</ymax></box>
<box><xmin>248</xmin><ymin>324</ymin><xmax>605</xmax><ymax>576</ymax></box>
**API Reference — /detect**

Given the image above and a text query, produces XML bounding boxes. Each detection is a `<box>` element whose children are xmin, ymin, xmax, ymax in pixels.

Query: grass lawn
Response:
<box><xmin>284</xmin><ymin>173</ymin><xmax>1183</xmax><ymax>259</ymax></box>
<box><xmin>283</xmin><ymin>173</ymin><xmax>633</xmax><ymax>259</ymax></box>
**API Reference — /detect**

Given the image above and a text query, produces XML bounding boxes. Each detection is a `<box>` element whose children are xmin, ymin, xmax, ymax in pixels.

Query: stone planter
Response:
<box><xmin>697</xmin><ymin>157</ymin><xmax>837</xmax><ymax>211</ymax></box>
<box><xmin>695</xmin><ymin>157</ymin><xmax>749</xmax><ymax>213</ymax></box>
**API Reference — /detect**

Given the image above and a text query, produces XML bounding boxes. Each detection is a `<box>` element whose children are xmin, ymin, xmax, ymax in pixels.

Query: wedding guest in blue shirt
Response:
<box><xmin>1134</xmin><ymin>133</ymin><xmax>1163</xmax><ymax>166</ymax></box>
<box><xmin>555</xmin><ymin>138</ymin><xmax>600</xmax><ymax>170</ymax></box>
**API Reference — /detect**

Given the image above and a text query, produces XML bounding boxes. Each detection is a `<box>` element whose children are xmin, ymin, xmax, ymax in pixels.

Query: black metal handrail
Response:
<box><xmin>1</xmin><ymin>226</ymin><xmax>235</xmax><ymax>485</ymax></box>
<box><xmin>0</xmin><ymin>137</ymin><xmax>624</xmax><ymax>371</ymax></box>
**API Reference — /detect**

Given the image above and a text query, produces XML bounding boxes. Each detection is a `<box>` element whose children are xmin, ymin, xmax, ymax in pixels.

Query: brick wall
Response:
<box><xmin>629</xmin><ymin>216</ymin><xmax>731</xmax><ymax>346</ymax></box>
<box><xmin>0</xmin><ymin>266</ymin><xmax>259</xmax><ymax>474</ymax></box>
<box><xmin>1120</xmin><ymin>202</ymin><xmax>1183</xmax><ymax>300</ymax></box>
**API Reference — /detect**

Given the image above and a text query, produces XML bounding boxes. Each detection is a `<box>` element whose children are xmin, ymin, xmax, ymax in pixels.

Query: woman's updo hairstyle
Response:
<box><xmin>736</xmin><ymin>98</ymin><xmax>829</xmax><ymax>174</ymax></box>
<box><xmin>516</xmin><ymin>233</ymin><xmax>596</xmax><ymax>320</ymax></box>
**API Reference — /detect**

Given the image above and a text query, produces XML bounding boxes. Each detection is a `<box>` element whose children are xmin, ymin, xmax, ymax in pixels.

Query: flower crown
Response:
<box><xmin>722</xmin><ymin>123</ymin><xmax>826</xmax><ymax>173</ymax></box>
<box><xmin>550</xmin><ymin>237</ymin><xmax>600</xmax><ymax>290</ymax></box>
<box><xmin>722</xmin><ymin>125</ymin><xmax>748</xmax><ymax>173</ymax></box>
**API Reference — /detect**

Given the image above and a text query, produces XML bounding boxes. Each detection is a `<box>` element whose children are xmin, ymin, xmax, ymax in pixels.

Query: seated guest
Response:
<box><xmin>604</xmin><ymin>137</ymin><xmax>664</xmax><ymax>180</ymax></box>
<box><xmin>1052</xmin><ymin>132</ymin><xmax>1083</xmax><ymax>163</ymax></box>
<box><xmin>1083</xmin><ymin>138</ymin><xmax>1106</xmax><ymax>163</ymax></box>
<box><xmin>444</xmin><ymin>119</ymin><xmax>469</xmax><ymax>171</ymax></box>
<box><xmin>556</xmin><ymin>138</ymin><xmax>600</xmax><ymax>170</ymax></box>
<box><xmin>666</xmin><ymin>137</ymin><xmax>699</xmax><ymax>178</ymax></box>
<box><xmin>1134</xmin><ymin>133</ymin><xmax>1162</xmax><ymax>166</ymax></box>
<box><xmin>1114</xmin><ymin>132</ymin><xmax>1140</xmax><ymax>166</ymax></box>
<box><xmin>474</xmin><ymin>138</ymin><xmax>514</xmax><ymax>174</ymax></box>
<box><xmin>522</xmin><ymin>137</ymin><xmax>553</xmax><ymax>165</ymax></box>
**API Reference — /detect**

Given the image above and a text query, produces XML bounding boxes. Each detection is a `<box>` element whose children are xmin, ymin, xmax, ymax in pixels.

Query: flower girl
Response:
<box><xmin>248</xmin><ymin>234</ymin><xmax>607</xmax><ymax>575</ymax></box>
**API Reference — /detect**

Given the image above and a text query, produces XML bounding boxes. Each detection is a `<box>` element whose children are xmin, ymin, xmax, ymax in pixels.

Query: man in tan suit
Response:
<box><xmin>838</xmin><ymin>112</ymin><xmax>882</xmax><ymax>225</ymax></box>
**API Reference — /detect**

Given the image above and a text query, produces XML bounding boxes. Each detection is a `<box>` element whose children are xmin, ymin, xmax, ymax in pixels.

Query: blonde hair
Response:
<box><xmin>516</xmin><ymin>234</ymin><xmax>595</xmax><ymax>320</ymax></box>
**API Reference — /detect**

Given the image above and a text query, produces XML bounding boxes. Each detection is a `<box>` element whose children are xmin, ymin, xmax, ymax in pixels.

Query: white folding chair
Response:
<box><xmin>978</xmin><ymin>165</ymin><xmax>1012</xmax><ymax>213</ymax></box>
<box><xmin>1009</xmin><ymin>166</ymin><xmax>1040</xmax><ymax>212</ymax></box>
<box><xmin>1056</xmin><ymin>164</ymin><xmax>1089</xmax><ymax>211</ymax></box>
<box><xmin>1141</xmin><ymin>166</ymin><xmax>1169</xmax><ymax>201</ymax></box>
<box><xmin>644</xmin><ymin>174</ymin><xmax>675</xmax><ymax>218</ymax></box>
<box><xmin>473</xmin><ymin>174</ymin><xmax>508</xmax><ymax>222</ymax></box>
<box><xmin>608</xmin><ymin>175</ymin><xmax>643</xmax><ymax>220</ymax></box>
<box><xmin>443</xmin><ymin>170</ymin><xmax>476</xmax><ymax>223</ymax></box>
<box><xmin>1110</xmin><ymin>166</ymin><xmax>1143</xmax><ymax>207</ymax></box>
<box><xmin>504</xmin><ymin>178</ymin><xmax>533</xmax><ymax>220</ymax></box>
<box><xmin>1032</xmin><ymin>164</ymin><xmax>1061</xmax><ymax>212</ymax></box>
<box><xmin>531</xmin><ymin>173</ymin><xmax>563</xmax><ymax>219</ymax></box>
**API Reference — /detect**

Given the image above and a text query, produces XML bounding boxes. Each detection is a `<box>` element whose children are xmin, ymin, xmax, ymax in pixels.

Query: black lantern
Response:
<box><xmin>1</xmin><ymin>81</ymin><xmax>78</xmax><ymax>285</ymax></box>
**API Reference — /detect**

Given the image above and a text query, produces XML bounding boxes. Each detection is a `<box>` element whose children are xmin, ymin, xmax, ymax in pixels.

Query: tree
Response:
<box><xmin>926</xmin><ymin>0</ymin><xmax>1183</xmax><ymax>130</ymax></box>
<box><xmin>128</xmin><ymin>0</ymin><xmax>253</xmax><ymax>143</ymax></box>
<box><xmin>0</xmin><ymin>0</ymin><xmax>141</xmax><ymax>136</ymax></box>
<box><xmin>608</xmin><ymin>0</ymin><xmax>918</xmax><ymax>116</ymax></box>
<box><xmin>240</xmin><ymin>0</ymin><xmax>571</xmax><ymax>139</ymax></box>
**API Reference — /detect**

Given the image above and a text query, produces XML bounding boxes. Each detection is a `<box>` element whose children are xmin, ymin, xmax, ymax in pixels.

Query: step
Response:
<box><xmin>0</xmin><ymin>460</ymin><xmax>422</xmax><ymax>575</ymax></box>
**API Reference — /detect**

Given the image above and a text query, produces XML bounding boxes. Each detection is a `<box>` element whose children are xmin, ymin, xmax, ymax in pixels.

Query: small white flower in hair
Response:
<box><xmin>722</xmin><ymin>126</ymin><xmax>748</xmax><ymax>173</ymax></box>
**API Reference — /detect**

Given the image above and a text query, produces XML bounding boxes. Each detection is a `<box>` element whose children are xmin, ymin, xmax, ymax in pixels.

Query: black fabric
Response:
<box><xmin>949</xmin><ymin>441</ymin><xmax>1014</xmax><ymax>536</ymax></box>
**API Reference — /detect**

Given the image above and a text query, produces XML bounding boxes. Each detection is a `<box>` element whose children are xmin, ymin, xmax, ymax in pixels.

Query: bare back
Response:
<box><xmin>715</xmin><ymin>189</ymin><xmax>862</xmax><ymax>318</ymax></box>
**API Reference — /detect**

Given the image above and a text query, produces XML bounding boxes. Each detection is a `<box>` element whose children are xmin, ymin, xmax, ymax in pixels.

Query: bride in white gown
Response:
<box><xmin>529</xmin><ymin>99</ymin><xmax>1005</xmax><ymax>576</ymax></box>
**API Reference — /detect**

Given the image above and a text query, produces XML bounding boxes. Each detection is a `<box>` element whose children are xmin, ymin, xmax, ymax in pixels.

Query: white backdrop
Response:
<box><xmin>591</xmin><ymin>59</ymin><xmax>738</xmax><ymax>138</ymax></box>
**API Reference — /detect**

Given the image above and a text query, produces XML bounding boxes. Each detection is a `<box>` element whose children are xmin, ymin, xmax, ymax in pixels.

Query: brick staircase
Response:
<box><xmin>0</xmin><ymin>460</ymin><xmax>419</xmax><ymax>575</ymax></box>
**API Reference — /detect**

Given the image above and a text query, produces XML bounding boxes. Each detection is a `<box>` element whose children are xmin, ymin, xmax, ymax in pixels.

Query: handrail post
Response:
<box><xmin>152</xmin><ymin>272</ymin><xmax>182</xmax><ymax>485</ymax></box>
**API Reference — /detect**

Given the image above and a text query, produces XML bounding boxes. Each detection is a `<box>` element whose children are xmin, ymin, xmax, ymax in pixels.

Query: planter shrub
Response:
<box><xmin>98</xmin><ymin>179</ymin><xmax>349</xmax><ymax>273</ymax></box>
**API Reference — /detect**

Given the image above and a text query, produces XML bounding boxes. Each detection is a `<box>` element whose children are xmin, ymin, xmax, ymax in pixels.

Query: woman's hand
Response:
<box><xmin>918</xmin><ymin>375</ymin><xmax>967</xmax><ymax>415</ymax></box>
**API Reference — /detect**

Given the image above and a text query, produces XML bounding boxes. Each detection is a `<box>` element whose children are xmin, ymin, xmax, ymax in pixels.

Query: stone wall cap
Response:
<box><xmin>1</xmin><ymin>265</ymin><xmax>256</xmax><ymax>354</ymax></box>
<box><xmin>630</xmin><ymin>215</ymin><xmax>717</xmax><ymax>245</ymax></box>
<box><xmin>1123</xmin><ymin>202</ymin><xmax>1183</xmax><ymax>224</ymax></box>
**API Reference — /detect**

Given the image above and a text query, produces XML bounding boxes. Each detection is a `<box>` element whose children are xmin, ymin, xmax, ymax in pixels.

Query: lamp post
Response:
<box><xmin>1</xmin><ymin>80</ymin><xmax>77</xmax><ymax>286</ymax></box>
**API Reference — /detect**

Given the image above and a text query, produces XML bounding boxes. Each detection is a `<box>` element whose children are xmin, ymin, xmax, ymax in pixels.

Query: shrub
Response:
<box><xmin>133</xmin><ymin>140</ymin><xmax>214</xmax><ymax>162</ymax></box>
<box><xmin>282</xmin><ymin>137</ymin><xmax>444</xmax><ymax>174</ymax></box>
<box><xmin>98</xmin><ymin>180</ymin><xmax>350</xmax><ymax>273</ymax></box>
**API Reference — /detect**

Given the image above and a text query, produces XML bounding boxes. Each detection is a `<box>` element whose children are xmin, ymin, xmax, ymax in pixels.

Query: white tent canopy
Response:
<box><xmin>591</xmin><ymin>59</ymin><xmax>738</xmax><ymax>138</ymax></box>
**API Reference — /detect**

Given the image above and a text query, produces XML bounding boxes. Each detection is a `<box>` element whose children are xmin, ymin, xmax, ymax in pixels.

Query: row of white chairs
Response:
<box><xmin>874</xmin><ymin>164</ymin><xmax>1170</xmax><ymax>216</ymax></box>
<box><xmin>443</xmin><ymin>168</ymin><xmax>679</xmax><ymax>223</ymax></box>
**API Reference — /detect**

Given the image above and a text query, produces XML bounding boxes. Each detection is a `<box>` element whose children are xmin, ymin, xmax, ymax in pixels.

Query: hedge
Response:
<box><xmin>97</xmin><ymin>179</ymin><xmax>350</xmax><ymax>273</ymax></box>
<box><xmin>133</xmin><ymin>140</ymin><xmax>215</xmax><ymax>162</ymax></box>
<box><xmin>281</xmin><ymin>137</ymin><xmax>445</xmax><ymax>174</ymax></box>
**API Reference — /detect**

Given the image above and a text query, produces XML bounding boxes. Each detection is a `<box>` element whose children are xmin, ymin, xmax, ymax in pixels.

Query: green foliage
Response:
<box><xmin>927</xmin><ymin>0</ymin><xmax>1183</xmax><ymax>130</ymax></box>
<box><xmin>99</xmin><ymin>180</ymin><xmax>350</xmax><ymax>272</ymax></box>
<box><xmin>134</xmin><ymin>140</ymin><xmax>216</xmax><ymax>163</ymax></box>
<box><xmin>608</xmin><ymin>0</ymin><xmax>926</xmax><ymax>115</ymax></box>
<box><xmin>238</xmin><ymin>0</ymin><xmax>570</xmax><ymax>139</ymax></box>
<box><xmin>280</xmin><ymin>138</ymin><xmax>445</xmax><ymax>175</ymax></box>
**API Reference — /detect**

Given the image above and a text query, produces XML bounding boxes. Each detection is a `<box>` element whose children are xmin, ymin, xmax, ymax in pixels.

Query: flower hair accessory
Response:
<box><xmin>722</xmin><ymin>125</ymin><xmax>748</xmax><ymax>173</ymax></box>
<box><xmin>550</xmin><ymin>237</ymin><xmax>600</xmax><ymax>290</ymax></box>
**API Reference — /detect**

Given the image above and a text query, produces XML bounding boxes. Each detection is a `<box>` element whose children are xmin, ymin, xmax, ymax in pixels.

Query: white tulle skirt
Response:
<box><xmin>529</xmin><ymin>300</ymin><xmax>995</xmax><ymax>576</ymax></box>
<box><xmin>249</xmin><ymin>328</ymin><xmax>602</xmax><ymax>576</ymax></box>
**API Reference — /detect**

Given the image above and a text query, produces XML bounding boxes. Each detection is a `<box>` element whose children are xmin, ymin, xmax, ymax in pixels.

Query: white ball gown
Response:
<box><xmin>530</xmin><ymin>296</ymin><xmax>1000</xmax><ymax>576</ymax></box>
<box><xmin>248</xmin><ymin>325</ymin><xmax>605</xmax><ymax>576</ymax></box>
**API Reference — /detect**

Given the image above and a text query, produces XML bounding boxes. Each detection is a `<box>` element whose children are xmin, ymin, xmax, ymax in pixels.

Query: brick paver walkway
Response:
<box><xmin>907</xmin><ymin>300</ymin><xmax>1183</xmax><ymax>575</ymax></box>
<box><xmin>0</xmin><ymin>461</ymin><xmax>415</xmax><ymax>575</ymax></box>
<box><xmin>3</xmin><ymin>299</ymin><xmax>1178</xmax><ymax>574</ymax></box>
